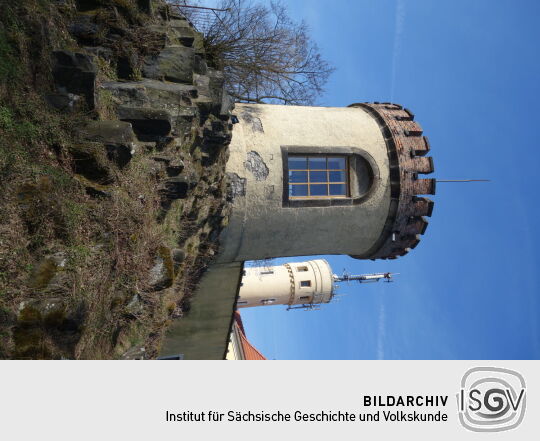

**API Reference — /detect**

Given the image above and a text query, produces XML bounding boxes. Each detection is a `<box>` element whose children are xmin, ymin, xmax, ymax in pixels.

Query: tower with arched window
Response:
<box><xmin>161</xmin><ymin>102</ymin><xmax>435</xmax><ymax>359</ymax></box>
<box><xmin>218</xmin><ymin>102</ymin><xmax>435</xmax><ymax>263</ymax></box>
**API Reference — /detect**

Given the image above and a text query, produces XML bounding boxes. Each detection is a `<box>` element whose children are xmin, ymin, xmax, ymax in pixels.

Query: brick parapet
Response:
<box><xmin>349</xmin><ymin>102</ymin><xmax>436</xmax><ymax>260</ymax></box>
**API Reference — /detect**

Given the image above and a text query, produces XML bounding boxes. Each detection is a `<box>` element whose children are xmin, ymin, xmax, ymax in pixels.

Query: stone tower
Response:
<box><xmin>218</xmin><ymin>102</ymin><xmax>435</xmax><ymax>263</ymax></box>
<box><xmin>237</xmin><ymin>259</ymin><xmax>395</xmax><ymax>310</ymax></box>
<box><xmin>162</xmin><ymin>102</ymin><xmax>436</xmax><ymax>360</ymax></box>
<box><xmin>238</xmin><ymin>259</ymin><xmax>334</xmax><ymax>309</ymax></box>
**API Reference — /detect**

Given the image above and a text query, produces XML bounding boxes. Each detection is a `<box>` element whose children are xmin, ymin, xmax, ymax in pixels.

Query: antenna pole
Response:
<box><xmin>334</xmin><ymin>272</ymin><xmax>396</xmax><ymax>283</ymax></box>
<box><xmin>436</xmin><ymin>179</ymin><xmax>490</xmax><ymax>182</ymax></box>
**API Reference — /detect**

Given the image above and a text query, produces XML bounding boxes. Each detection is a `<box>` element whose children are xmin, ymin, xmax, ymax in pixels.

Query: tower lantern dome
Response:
<box><xmin>217</xmin><ymin>102</ymin><xmax>435</xmax><ymax>263</ymax></box>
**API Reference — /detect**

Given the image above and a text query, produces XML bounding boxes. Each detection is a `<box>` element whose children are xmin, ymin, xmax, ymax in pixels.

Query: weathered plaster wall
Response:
<box><xmin>219</xmin><ymin>103</ymin><xmax>391</xmax><ymax>262</ymax></box>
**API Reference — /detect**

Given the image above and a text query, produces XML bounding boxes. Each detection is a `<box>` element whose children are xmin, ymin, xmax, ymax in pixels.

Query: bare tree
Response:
<box><xmin>201</xmin><ymin>0</ymin><xmax>334</xmax><ymax>105</ymax></box>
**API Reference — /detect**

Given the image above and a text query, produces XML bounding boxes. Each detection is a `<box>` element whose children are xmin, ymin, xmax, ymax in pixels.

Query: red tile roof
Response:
<box><xmin>234</xmin><ymin>312</ymin><xmax>266</xmax><ymax>360</ymax></box>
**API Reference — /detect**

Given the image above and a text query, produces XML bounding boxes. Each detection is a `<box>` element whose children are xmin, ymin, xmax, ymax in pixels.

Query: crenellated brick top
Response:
<box><xmin>349</xmin><ymin>103</ymin><xmax>436</xmax><ymax>260</ymax></box>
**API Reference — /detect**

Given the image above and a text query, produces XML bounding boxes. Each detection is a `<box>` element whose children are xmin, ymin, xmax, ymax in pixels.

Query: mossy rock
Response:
<box><xmin>13</xmin><ymin>297</ymin><xmax>85</xmax><ymax>359</ymax></box>
<box><xmin>148</xmin><ymin>245</ymin><xmax>175</xmax><ymax>291</ymax></box>
<box><xmin>17</xmin><ymin>298</ymin><xmax>66</xmax><ymax>326</ymax></box>
<box><xmin>113</xmin><ymin>322</ymin><xmax>146</xmax><ymax>359</ymax></box>
<box><xmin>13</xmin><ymin>298</ymin><xmax>66</xmax><ymax>359</ymax></box>
<box><xmin>142</xmin><ymin>45</ymin><xmax>196</xmax><ymax>84</ymax></box>
<box><xmin>79</xmin><ymin>120</ymin><xmax>136</xmax><ymax>144</ymax></box>
<box><xmin>52</xmin><ymin>50</ymin><xmax>97</xmax><ymax>109</ymax></box>
<box><xmin>124</xmin><ymin>293</ymin><xmax>144</xmax><ymax>316</ymax></box>
<box><xmin>28</xmin><ymin>253</ymin><xmax>66</xmax><ymax>291</ymax></box>
<box><xmin>68</xmin><ymin>142</ymin><xmax>115</xmax><ymax>184</ymax></box>
<box><xmin>74</xmin><ymin>174</ymin><xmax>112</xmax><ymax>198</ymax></box>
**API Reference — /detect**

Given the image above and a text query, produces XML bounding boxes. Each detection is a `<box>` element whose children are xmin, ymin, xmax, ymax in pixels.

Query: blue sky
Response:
<box><xmin>238</xmin><ymin>0</ymin><xmax>540</xmax><ymax>360</ymax></box>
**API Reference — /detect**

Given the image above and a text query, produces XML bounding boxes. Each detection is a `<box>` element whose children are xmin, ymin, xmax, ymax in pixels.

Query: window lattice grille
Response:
<box><xmin>288</xmin><ymin>156</ymin><xmax>349</xmax><ymax>198</ymax></box>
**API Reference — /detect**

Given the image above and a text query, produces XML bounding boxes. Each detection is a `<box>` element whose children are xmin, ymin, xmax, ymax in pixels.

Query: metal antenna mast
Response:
<box><xmin>436</xmin><ymin>179</ymin><xmax>490</xmax><ymax>183</ymax></box>
<box><xmin>287</xmin><ymin>270</ymin><xmax>398</xmax><ymax>311</ymax></box>
<box><xmin>334</xmin><ymin>271</ymin><xmax>397</xmax><ymax>284</ymax></box>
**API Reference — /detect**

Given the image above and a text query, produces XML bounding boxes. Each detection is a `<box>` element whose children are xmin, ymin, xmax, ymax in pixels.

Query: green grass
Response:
<box><xmin>0</xmin><ymin>30</ymin><xmax>20</xmax><ymax>82</ymax></box>
<box><xmin>0</xmin><ymin>105</ymin><xmax>15</xmax><ymax>130</ymax></box>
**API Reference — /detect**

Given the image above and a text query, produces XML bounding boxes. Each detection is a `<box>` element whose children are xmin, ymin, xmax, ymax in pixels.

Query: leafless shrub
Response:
<box><xmin>201</xmin><ymin>0</ymin><xmax>334</xmax><ymax>105</ymax></box>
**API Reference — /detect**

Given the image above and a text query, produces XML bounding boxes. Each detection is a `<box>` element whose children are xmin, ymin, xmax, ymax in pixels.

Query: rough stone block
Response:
<box><xmin>69</xmin><ymin>143</ymin><xmax>115</xmax><ymax>184</ymax></box>
<box><xmin>116</xmin><ymin>51</ymin><xmax>139</xmax><ymax>80</ymax></box>
<box><xmin>105</xmin><ymin>144</ymin><xmax>133</xmax><ymax>168</ymax></box>
<box><xmin>80</xmin><ymin>120</ymin><xmax>136</xmax><ymax>144</ymax></box>
<box><xmin>45</xmin><ymin>93</ymin><xmax>82</xmax><ymax>113</ymax></box>
<box><xmin>100</xmin><ymin>81</ymin><xmax>149</xmax><ymax>108</ymax></box>
<box><xmin>166</xmin><ymin>159</ymin><xmax>185</xmax><ymax>177</ymax></box>
<box><xmin>142</xmin><ymin>46</ymin><xmax>195</xmax><ymax>84</ymax></box>
<box><xmin>117</xmin><ymin>106</ymin><xmax>173</xmax><ymax>140</ymax></box>
<box><xmin>220</xmin><ymin>92</ymin><xmax>234</xmax><ymax>116</ymax></box>
<box><xmin>148</xmin><ymin>247</ymin><xmax>175</xmax><ymax>291</ymax></box>
<box><xmin>69</xmin><ymin>15</ymin><xmax>105</xmax><ymax>45</ymax></box>
<box><xmin>193</xmin><ymin>54</ymin><xmax>208</xmax><ymax>75</ymax></box>
<box><xmin>52</xmin><ymin>50</ymin><xmax>96</xmax><ymax>108</ymax></box>
<box><xmin>158</xmin><ymin>177</ymin><xmax>189</xmax><ymax>200</ymax></box>
<box><xmin>169</xmin><ymin>24</ymin><xmax>197</xmax><ymax>47</ymax></box>
<box><xmin>141</xmin><ymin>79</ymin><xmax>198</xmax><ymax>104</ymax></box>
<box><xmin>159</xmin><ymin>174</ymin><xmax>198</xmax><ymax>200</ymax></box>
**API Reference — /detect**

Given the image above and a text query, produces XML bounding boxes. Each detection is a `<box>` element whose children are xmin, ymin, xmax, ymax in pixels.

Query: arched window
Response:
<box><xmin>281</xmin><ymin>146</ymin><xmax>378</xmax><ymax>208</ymax></box>
<box><xmin>288</xmin><ymin>156</ymin><xmax>348</xmax><ymax>198</ymax></box>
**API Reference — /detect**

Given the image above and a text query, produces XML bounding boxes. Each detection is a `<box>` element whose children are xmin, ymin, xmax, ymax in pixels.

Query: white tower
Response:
<box><xmin>237</xmin><ymin>259</ymin><xmax>394</xmax><ymax>310</ymax></box>
<box><xmin>237</xmin><ymin>259</ymin><xmax>334</xmax><ymax>309</ymax></box>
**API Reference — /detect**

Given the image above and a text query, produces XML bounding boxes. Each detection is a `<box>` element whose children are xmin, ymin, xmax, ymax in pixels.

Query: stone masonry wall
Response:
<box><xmin>350</xmin><ymin>103</ymin><xmax>435</xmax><ymax>260</ymax></box>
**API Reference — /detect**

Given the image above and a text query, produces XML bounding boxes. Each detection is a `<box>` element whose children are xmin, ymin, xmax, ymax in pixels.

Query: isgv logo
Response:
<box><xmin>457</xmin><ymin>367</ymin><xmax>526</xmax><ymax>432</ymax></box>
